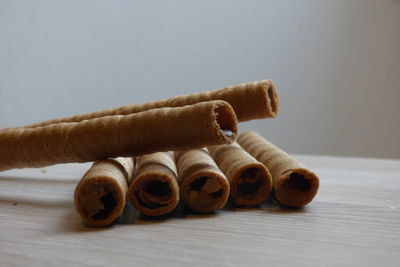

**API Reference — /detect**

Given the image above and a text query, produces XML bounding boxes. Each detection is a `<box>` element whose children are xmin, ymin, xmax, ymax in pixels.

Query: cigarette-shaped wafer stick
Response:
<box><xmin>237</xmin><ymin>131</ymin><xmax>319</xmax><ymax>207</ymax></box>
<box><xmin>74</xmin><ymin>157</ymin><xmax>134</xmax><ymax>226</ymax></box>
<box><xmin>0</xmin><ymin>101</ymin><xmax>237</xmax><ymax>171</ymax></box>
<box><xmin>175</xmin><ymin>149</ymin><xmax>229</xmax><ymax>213</ymax></box>
<box><xmin>128</xmin><ymin>152</ymin><xmax>179</xmax><ymax>216</ymax></box>
<box><xmin>208</xmin><ymin>142</ymin><xmax>272</xmax><ymax>206</ymax></box>
<box><xmin>12</xmin><ymin>80</ymin><xmax>277</xmax><ymax>129</ymax></box>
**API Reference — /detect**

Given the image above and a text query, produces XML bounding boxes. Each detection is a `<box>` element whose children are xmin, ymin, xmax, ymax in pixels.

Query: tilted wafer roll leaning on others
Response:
<box><xmin>0</xmin><ymin>101</ymin><xmax>237</xmax><ymax>171</ymax></box>
<box><xmin>9</xmin><ymin>79</ymin><xmax>278</xmax><ymax>129</ymax></box>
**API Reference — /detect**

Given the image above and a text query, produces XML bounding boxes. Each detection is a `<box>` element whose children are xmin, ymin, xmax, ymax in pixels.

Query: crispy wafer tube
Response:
<box><xmin>74</xmin><ymin>157</ymin><xmax>134</xmax><ymax>226</ymax></box>
<box><xmin>12</xmin><ymin>80</ymin><xmax>277</xmax><ymax>129</ymax></box>
<box><xmin>175</xmin><ymin>148</ymin><xmax>229</xmax><ymax>213</ymax></box>
<box><xmin>128</xmin><ymin>152</ymin><xmax>179</xmax><ymax>216</ymax></box>
<box><xmin>237</xmin><ymin>131</ymin><xmax>319</xmax><ymax>207</ymax></box>
<box><xmin>0</xmin><ymin>100</ymin><xmax>237</xmax><ymax>171</ymax></box>
<box><xmin>208</xmin><ymin>142</ymin><xmax>272</xmax><ymax>206</ymax></box>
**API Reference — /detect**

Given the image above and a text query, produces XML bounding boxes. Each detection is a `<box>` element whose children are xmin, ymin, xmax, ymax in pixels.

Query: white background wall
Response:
<box><xmin>1</xmin><ymin>0</ymin><xmax>399</xmax><ymax>158</ymax></box>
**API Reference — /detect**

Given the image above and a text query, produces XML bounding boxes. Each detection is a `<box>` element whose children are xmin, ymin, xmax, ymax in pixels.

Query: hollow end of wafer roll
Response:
<box><xmin>266</xmin><ymin>81</ymin><xmax>279</xmax><ymax>118</ymax></box>
<box><xmin>74</xmin><ymin>176</ymin><xmax>126</xmax><ymax>227</ymax></box>
<box><xmin>230</xmin><ymin>164</ymin><xmax>272</xmax><ymax>206</ymax></box>
<box><xmin>128</xmin><ymin>173</ymin><xmax>179</xmax><ymax>216</ymax></box>
<box><xmin>275</xmin><ymin>169</ymin><xmax>319</xmax><ymax>208</ymax></box>
<box><xmin>181</xmin><ymin>171</ymin><xmax>229</xmax><ymax>213</ymax></box>
<box><xmin>251</xmin><ymin>80</ymin><xmax>279</xmax><ymax>119</ymax></box>
<box><xmin>212</xmin><ymin>101</ymin><xmax>238</xmax><ymax>143</ymax></box>
<box><xmin>215</xmin><ymin>80</ymin><xmax>279</xmax><ymax>121</ymax></box>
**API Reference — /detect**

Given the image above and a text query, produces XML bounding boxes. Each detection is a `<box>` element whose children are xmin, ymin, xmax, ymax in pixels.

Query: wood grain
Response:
<box><xmin>0</xmin><ymin>155</ymin><xmax>399</xmax><ymax>267</ymax></box>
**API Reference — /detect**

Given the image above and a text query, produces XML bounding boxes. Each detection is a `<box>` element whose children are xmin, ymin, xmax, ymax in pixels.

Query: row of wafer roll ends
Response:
<box><xmin>75</xmin><ymin>132</ymin><xmax>319</xmax><ymax>227</ymax></box>
<box><xmin>0</xmin><ymin>79</ymin><xmax>320</xmax><ymax>227</ymax></box>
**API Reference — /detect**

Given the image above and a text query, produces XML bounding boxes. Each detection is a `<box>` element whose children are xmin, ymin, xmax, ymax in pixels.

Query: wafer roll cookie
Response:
<box><xmin>175</xmin><ymin>149</ymin><xmax>229</xmax><ymax>213</ymax></box>
<box><xmin>0</xmin><ymin>101</ymin><xmax>237</xmax><ymax>171</ymax></box>
<box><xmin>74</xmin><ymin>157</ymin><xmax>134</xmax><ymax>226</ymax></box>
<box><xmin>208</xmin><ymin>142</ymin><xmax>272</xmax><ymax>206</ymax></box>
<box><xmin>128</xmin><ymin>152</ymin><xmax>179</xmax><ymax>216</ymax></box>
<box><xmin>237</xmin><ymin>131</ymin><xmax>319</xmax><ymax>207</ymax></box>
<box><xmin>17</xmin><ymin>79</ymin><xmax>277</xmax><ymax>129</ymax></box>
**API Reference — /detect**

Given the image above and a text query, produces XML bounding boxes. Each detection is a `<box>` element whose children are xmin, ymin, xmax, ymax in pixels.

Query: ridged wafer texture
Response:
<box><xmin>175</xmin><ymin>148</ymin><xmax>229</xmax><ymax>213</ymax></box>
<box><xmin>11</xmin><ymin>79</ymin><xmax>278</xmax><ymax>129</ymax></box>
<box><xmin>0</xmin><ymin>100</ymin><xmax>237</xmax><ymax>171</ymax></box>
<box><xmin>74</xmin><ymin>157</ymin><xmax>135</xmax><ymax>226</ymax></box>
<box><xmin>128</xmin><ymin>152</ymin><xmax>179</xmax><ymax>216</ymax></box>
<box><xmin>208</xmin><ymin>142</ymin><xmax>272</xmax><ymax>206</ymax></box>
<box><xmin>237</xmin><ymin>131</ymin><xmax>319</xmax><ymax>208</ymax></box>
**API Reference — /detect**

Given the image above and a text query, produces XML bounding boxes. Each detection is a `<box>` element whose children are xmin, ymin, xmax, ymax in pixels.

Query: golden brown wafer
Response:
<box><xmin>74</xmin><ymin>157</ymin><xmax>135</xmax><ymax>226</ymax></box>
<box><xmin>11</xmin><ymin>80</ymin><xmax>277</xmax><ymax>129</ymax></box>
<box><xmin>175</xmin><ymin>148</ymin><xmax>229</xmax><ymax>213</ymax></box>
<box><xmin>237</xmin><ymin>131</ymin><xmax>319</xmax><ymax>207</ymax></box>
<box><xmin>128</xmin><ymin>152</ymin><xmax>179</xmax><ymax>216</ymax></box>
<box><xmin>0</xmin><ymin>101</ymin><xmax>237</xmax><ymax>171</ymax></box>
<box><xmin>208</xmin><ymin>142</ymin><xmax>272</xmax><ymax>206</ymax></box>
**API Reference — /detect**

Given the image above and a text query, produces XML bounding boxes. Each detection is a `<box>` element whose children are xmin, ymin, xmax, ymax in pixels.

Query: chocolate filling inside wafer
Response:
<box><xmin>187</xmin><ymin>176</ymin><xmax>224</xmax><ymax>209</ymax></box>
<box><xmin>237</xmin><ymin>168</ymin><xmax>265</xmax><ymax>198</ymax></box>
<box><xmin>282</xmin><ymin>172</ymin><xmax>312</xmax><ymax>192</ymax></box>
<box><xmin>190</xmin><ymin>176</ymin><xmax>223</xmax><ymax>197</ymax></box>
<box><xmin>80</xmin><ymin>182</ymin><xmax>118</xmax><ymax>221</ymax></box>
<box><xmin>135</xmin><ymin>179</ymin><xmax>172</xmax><ymax>209</ymax></box>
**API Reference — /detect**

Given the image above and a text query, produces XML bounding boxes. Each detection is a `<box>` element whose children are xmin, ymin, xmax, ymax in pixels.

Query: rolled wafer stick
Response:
<box><xmin>9</xmin><ymin>79</ymin><xmax>277</xmax><ymax>129</ymax></box>
<box><xmin>0</xmin><ymin>100</ymin><xmax>237</xmax><ymax>171</ymax></box>
<box><xmin>128</xmin><ymin>152</ymin><xmax>179</xmax><ymax>216</ymax></box>
<box><xmin>74</xmin><ymin>157</ymin><xmax>134</xmax><ymax>226</ymax></box>
<box><xmin>175</xmin><ymin>148</ymin><xmax>229</xmax><ymax>213</ymax></box>
<box><xmin>208</xmin><ymin>142</ymin><xmax>272</xmax><ymax>206</ymax></box>
<box><xmin>237</xmin><ymin>131</ymin><xmax>319</xmax><ymax>207</ymax></box>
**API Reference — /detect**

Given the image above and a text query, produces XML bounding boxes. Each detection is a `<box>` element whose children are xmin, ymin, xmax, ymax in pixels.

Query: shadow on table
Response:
<box><xmin>118</xmin><ymin>197</ymin><xmax>308</xmax><ymax>227</ymax></box>
<box><xmin>60</xmin><ymin>197</ymin><xmax>309</xmax><ymax>233</ymax></box>
<box><xmin>2</xmin><ymin>194</ymin><xmax>310</xmax><ymax>234</ymax></box>
<box><xmin>222</xmin><ymin>197</ymin><xmax>308</xmax><ymax>214</ymax></box>
<box><xmin>59</xmin><ymin>200</ymin><xmax>219</xmax><ymax>233</ymax></box>
<box><xmin>261</xmin><ymin>201</ymin><xmax>308</xmax><ymax>213</ymax></box>
<box><xmin>118</xmin><ymin>201</ymin><xmax>217</xmax><ymax>225</ymax></box>
<box><xmin>58</xmin><ymin>209</ymin><xmax>114</xmax><ymax>233</ymax></box>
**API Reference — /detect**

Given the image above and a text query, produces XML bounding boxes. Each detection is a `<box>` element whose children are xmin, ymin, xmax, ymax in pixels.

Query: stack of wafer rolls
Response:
<box><xmin>175</xmin><ymin>149</ymin><xmax>230</xmax><ymax>213</ymax></box>
<box><xmin>128</xmin><ymin>152</ymin><xmax>180</xmax><ymax>216</ymax></box>
<box><xmin>0</xmin><ymin>78</ymin><xmax>323</xmax><ymax>226</ymax></box>
<box><xmin>62</xmin><ymin>80</ymin><xmax>279</xmax><ymax>225</ymax></box>
<box><xmin>237</xmin><ymin>131</ymin><xmax>320</xmax><ymax>207</ymax></box>
<box><xmin>208</xmin><ymin>142</ymin><xmax>273</xmax><ymax>206</ymax></box>
<box><xmin>74</xmin><ymin>157</ymin><xmax>135</xmax><ymax>226</ymax></box>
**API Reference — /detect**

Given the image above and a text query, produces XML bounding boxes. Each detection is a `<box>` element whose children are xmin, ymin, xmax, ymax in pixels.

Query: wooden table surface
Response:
<box><xmin>1</xmin><ymin>155</ymin><xmax>399</xmax><ymax>267</ymax></box>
